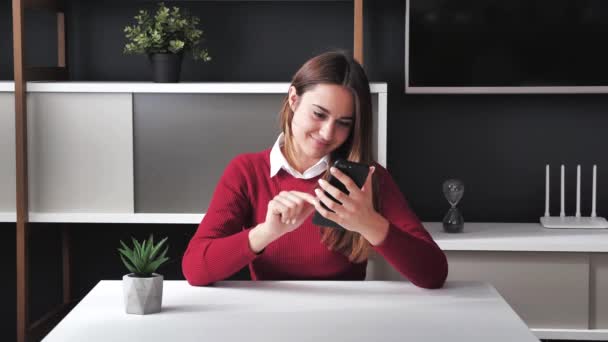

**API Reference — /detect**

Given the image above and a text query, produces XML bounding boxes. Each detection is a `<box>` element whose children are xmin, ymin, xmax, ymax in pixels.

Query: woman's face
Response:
<box><xmin>288</xmin><ymin>84</ymin><xmax>354</xmax><ymax>166</ymax></box>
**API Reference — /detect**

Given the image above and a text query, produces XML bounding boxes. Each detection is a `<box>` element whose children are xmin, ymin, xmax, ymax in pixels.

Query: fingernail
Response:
<box><xmin>318</xmin><ymin>179</ymin><xmax>324</xmax><ymax>184</ymax></box>
<box><xmin>290</xmin><ymin>219</ymin><xmax>296</xmax><ymax>224</ymax></box>
<box><xmin>371</xmin><ymin>166</ymin><xmax>376</xmax><ymax>173</ymax></box>
<box><xmin>330</xmin><ymin>167</ymin><xmax>336</xmax><ymax>173</ymax></box>
<box><xmin>314</xmin><ymin>188</ymin><xmax>321</xmax><ymax>194</ymax></box>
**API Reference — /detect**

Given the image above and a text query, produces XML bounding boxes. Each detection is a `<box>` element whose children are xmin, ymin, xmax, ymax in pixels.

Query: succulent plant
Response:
<box><xmin>118</xmin><ymin>235</ymin><xmax>169</xmax><ymax>277</ymax></box>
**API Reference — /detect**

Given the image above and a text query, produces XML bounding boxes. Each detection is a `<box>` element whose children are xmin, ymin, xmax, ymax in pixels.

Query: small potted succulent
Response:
<box><xmin>123</xmin><ymin>2</ymin><xmax>211</xmax><ymax>82</ymax></box>
<box><xmin>118</xmin><ymin>235</ymin><xmax>169</xmax><ymax>315</ymax></box>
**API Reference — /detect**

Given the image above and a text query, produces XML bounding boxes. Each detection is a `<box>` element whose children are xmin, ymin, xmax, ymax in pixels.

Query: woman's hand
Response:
<box><xmin>314</xmin><ymin>166</ymin><xmax>390</xmax><ymax>245</ymax></box>
<box><xmin>249</xmin><ymin>190</ymin><xmax>317</xmax><ymax>254</ymax></box>
<box><xmin>264</xmin><ymin>190</ymin><xmax>317</xmax><ymax>237</ymax></box>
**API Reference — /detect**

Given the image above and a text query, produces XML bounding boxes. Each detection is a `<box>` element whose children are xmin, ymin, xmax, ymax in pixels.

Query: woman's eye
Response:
<box><xmin>313</xmin><ymin>111</ymin><xmax>326</xmax><ymax>119</ymax></box>
<box><xmin>338</xmin><ymin>121</ymin><xmax>352</xmax><ymax>128</ymax></box>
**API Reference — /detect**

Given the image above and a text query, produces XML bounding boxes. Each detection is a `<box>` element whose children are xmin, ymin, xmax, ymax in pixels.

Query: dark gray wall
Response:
<box><xmin>65</xmin><ymin>0</ymin><xmax>353</xmax><ymax>81</ymax></box>
<box><xmin>0</xmin><ymin>224</ymin><xmax>15</xmax><ymax>342</ymax></box>
<box><xmin>1</xmin><ymin>2</ymin><xmax>59</xmax><ymax>80</ymax></box>
<box><xmin>1</xmin><ymin>1</ymin><xmax>606</xmax><ymax>341</ymax></box>
<box><xmin>1</xmin><ymin>0</ymin><xmax>12</xmax><ymax>80</ymax></box>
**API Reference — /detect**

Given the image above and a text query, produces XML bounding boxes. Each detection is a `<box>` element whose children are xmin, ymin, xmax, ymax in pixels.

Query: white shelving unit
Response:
<box><xmin>6</xmin><ymin>82</ymin><xmax>608</xmax><ymax>340</ymax></box>
<box><xmin>0</xmin><ymin>81</ymin><xmax>387</xmax><ymax>224</ymax></box>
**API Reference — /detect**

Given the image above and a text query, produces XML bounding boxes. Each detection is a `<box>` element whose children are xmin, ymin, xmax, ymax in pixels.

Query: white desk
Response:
<box><xmin>42</xmin><ymin>280</ymin><xmax>538</xmax><ymax>342</ymax></box>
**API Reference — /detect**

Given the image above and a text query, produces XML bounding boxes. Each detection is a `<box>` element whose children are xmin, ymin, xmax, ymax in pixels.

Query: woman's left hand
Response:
<box><xmin>314</xmin><ymin>166</ymin><xmax>390</xmax><ymax>243</ymax></box>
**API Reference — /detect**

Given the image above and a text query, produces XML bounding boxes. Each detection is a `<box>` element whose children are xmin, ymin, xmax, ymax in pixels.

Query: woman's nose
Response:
<box><xmin>319</xmin><ymin>122</ymin><xmax>335</xmax><ymax>141</ymax></box>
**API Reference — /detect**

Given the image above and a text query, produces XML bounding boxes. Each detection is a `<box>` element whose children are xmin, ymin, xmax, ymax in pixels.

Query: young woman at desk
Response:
<box><xmin>182</xmin><ymin>51</ymin><xmax>447</xmax><ymax>289</ymax></box>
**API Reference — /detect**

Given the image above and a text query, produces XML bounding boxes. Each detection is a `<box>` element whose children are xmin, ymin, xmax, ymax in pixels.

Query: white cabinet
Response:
<box><xmin>366</xmin><ymin>222</ymin><xmax>608</xmax><ymax>340</ymax></box>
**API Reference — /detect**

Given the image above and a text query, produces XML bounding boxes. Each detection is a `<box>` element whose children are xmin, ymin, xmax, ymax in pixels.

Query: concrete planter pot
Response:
<box><xmin>123</xmin><ymin>273</ymin><xmax>163</xmax><ymax>315</ymax></box>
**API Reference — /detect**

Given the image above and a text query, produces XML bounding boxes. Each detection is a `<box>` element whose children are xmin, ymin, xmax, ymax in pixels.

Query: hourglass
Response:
<box><xmin>443</xmin><ymin>179</ymin><xmax>464</xmax><ymax>233</ymax></box>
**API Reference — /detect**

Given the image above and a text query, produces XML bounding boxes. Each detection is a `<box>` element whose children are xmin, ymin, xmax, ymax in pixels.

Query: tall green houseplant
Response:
<box><xmin>124</xmin><ymin>2</ymin><xmax>211</xmax><ymax>82</ymax></box>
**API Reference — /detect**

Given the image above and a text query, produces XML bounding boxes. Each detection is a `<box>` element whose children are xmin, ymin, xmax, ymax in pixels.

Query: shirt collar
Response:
<box><xmin>270</xmin><ymin>133</ymin><xmax>330</xmax><ymax>179</ymax></box>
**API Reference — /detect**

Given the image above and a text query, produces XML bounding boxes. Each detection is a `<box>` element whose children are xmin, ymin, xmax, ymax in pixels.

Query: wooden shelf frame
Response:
<box><xmin>13</xmin><ymin>0</ymin><xmax>69</xmax><ymax>341</ymax></box>
<box><xmin>354</xmin><ymin>0</ymin><xmax>363</xmax><ymax>64</ymax></box>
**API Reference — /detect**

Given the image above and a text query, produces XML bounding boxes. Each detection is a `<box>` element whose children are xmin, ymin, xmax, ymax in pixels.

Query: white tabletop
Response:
<box><xmin>426</xmin><ymin>222</ymin><xmax>608</xmax><ymax>252</ymax></box>
<box><xmin>42</xmin><ymin>280</ymin><xmax>538</xmax><ymax>342</ymax></box>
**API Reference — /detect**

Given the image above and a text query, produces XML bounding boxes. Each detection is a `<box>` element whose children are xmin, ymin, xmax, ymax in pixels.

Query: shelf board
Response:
<box><xmin>0</xmin><ymin>212</ymin><xmax>16</xmax><ymax>223</ymax></box>
<box><xmin>532</xmin><ymin>328</ymin><xmax>608</xmax><ymax>341</ymax></box>
<box><xmin>0</xmin><ymin>81</ymin><xmax>387</xmax><ymax>94</ymax></box>
<box><xmin>29</xmin><ymin>213</ymin><xmax>203</xmax><ymax>224</ymax></box>
<box><xmin>427</xmin><ymin>222</ymin><xmax>608</xmax><ymax>252</ymax></box>
<box><xmin>0</xmin><ymin>82</ymin><xmax>13</xmax><ymax>92</ymax></box>
<box><xmin>5</xmin><ymin>213</ymin><xmax>608</xmax><ymax>252</ymax></box>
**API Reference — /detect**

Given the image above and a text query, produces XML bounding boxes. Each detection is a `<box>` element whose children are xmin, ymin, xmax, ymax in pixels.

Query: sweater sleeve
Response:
<box><xmin>182</xmin><ymin>156</ymin><xmax>259</xmax><ymax>286</ymax></box>
<box><xmin>372</xmin><ymin>165</ymin><xmax>448</xmax><ymax>289</ymax></box>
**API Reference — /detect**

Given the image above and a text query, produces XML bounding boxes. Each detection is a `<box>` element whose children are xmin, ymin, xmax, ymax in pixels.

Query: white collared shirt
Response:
<box><xmin>269</xmin><ymin>133</ymin><xmax>329</xmax><ymax>179</ymax></box>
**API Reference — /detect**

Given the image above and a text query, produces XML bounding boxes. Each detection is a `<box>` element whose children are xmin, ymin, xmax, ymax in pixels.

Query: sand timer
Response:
<box><xmin>442</xmin><ymin>179</ymin><xmax>464</xmax><ymax>233</ymax></box>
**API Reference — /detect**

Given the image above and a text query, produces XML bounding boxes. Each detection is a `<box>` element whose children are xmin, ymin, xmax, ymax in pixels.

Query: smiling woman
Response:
<box><xmin>182</xmin><ymin>51</ymin><xmax>448</xmax><ymax>289</ymax></box>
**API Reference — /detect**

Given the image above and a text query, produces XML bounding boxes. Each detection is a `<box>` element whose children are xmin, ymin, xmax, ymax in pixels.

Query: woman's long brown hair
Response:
<box><xmin>278</xmin><ymin>51</ymin><xmax>379</xmax><ymax>263</ymax></box>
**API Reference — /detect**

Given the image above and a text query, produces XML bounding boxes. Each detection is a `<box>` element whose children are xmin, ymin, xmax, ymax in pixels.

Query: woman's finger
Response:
<box><xmin>314</xmin><ymin>188</ymin><xmax>346</xmax><ymax>215</ymax></box>
<box><xmin>329</xmin><ymin>166</ymin><xmax>358</xmax><ymax>194</ymax></box>
<box><xmin>273</xmin><ymin>193</ymin><xmax>297</xmax><ymax>223</ymax></box>
<box><xmin>361</xmin><ymin>166</ymin><xmax>375</xmax><ymax>193</ymax></box>
<box><xmin>289</xmin><ymin>191</ymin><xmax>317</xmax><ymax>221</ymax></box>
<box><xmin>317</xmin><ymin>179</ymin><xmax>353</xmax><ymax>209</ymax></box>
<box><xmin>282</xmin><ymin>191</ymin><xmax>308</xmax><ymax>216</ymax></box>
<box><xmin>313</xmin><ymin>195</ymin><xmax>342</xmax><ymax>226</ymax></box>
<box><xmin>290</xmin><ymin>191</ymin><xmax>317</xmax><ymax>206</ymax></box>
<box><xmin>269</xmin><ymin>198</ymin><xmax>292</xmax><ymax>224</ymax></box>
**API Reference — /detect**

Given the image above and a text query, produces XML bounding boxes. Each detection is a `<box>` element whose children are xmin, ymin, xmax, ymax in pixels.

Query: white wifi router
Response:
<box><xmin>540</xmin><ymin>164</ymin><xmax>608</xmax><ymax>229</ymax></box>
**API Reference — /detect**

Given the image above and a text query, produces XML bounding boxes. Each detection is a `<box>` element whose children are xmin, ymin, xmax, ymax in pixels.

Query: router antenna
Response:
<box><xmin>545</xmin><ymin>164</ymin><xmax>550</xmax><ymax>217</ymax></box>
<box><xmin>560</xmin><ymin>165</ymin><xmax>565</xmax><ymax>217</ymax></box>
<box><xmin>576</xmin><ymin>165</ymin><xmax>581</xmax><ymax>218</ymax></box>
<box><xmin>592</xmin><ymin>165</ymin><xmax>597</xmax><ymax>218</ymax></box>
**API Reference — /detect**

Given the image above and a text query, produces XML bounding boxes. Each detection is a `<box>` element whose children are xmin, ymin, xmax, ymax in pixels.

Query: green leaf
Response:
<box><xmin>119</xmin><ymin>239</ymin><xmax>130</xmax><ymax>251</ymax></box>
<box><xmin>141</xmin><ymin>236</ymin><xmax>149</xmax><ymax>258</ymax></box>
<box><xmin>168</xmin><ymin>40</ymin><xmax>185</xmax><ymax>53</ymax></box>
<box><xmin>120</xmin><ymin>255</ymin><xmax>137</xmax><ymax>274</ymax></box>
<box><xmin>132</xmin><ymin>237</ymin><xmax>143</xmax><ymax>258</ymax></box>
<box><xmin>117</xmin><ymin>247</ymin><xmax>130</xmax><ymax>260</ymax></box>
<box><xmin>146</xmin><ymin>256</ymin><xmax>169</xmax><ymax>274</ymax></box>
<box><xmin>149</xmin><ymin>237</ymin><xmax>168</xmax><ymax>260</ymax></box>
<box><xmin>156</xmin><ymin>246</ymin><xmax>168</xmax><ymax>266</ymax></box>
<box><xmin>146</xmin><ymin>234</ymin><xmax>154</xmax><ymax>254</ymax></box>
<box><xmin>118</xmin><ymin>252</ymin><xmax>136</xmax><ymax>270</ymax></box>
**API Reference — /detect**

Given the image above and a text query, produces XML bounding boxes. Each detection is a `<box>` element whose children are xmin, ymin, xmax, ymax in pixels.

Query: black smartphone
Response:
<box><xmin>312</xmin><ymin>159</ymin><xmax>370</xmax><ymax>229</ymax></box>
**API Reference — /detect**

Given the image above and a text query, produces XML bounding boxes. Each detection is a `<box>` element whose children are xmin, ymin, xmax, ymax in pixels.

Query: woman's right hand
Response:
<box><xmin>264</xmin><ymin>190</ymin><xmax>317</xmax><ymax>236</ymax></box>
<box><xmin>248</xmin><ymin>190</ymin><xmax>317</xmax><ymax>254</ymax></box>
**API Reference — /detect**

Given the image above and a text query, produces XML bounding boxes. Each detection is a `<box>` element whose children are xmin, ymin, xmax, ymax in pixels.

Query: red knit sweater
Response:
<box><xmin>182</xmin><ymin>149</ymin><xmax>448</xmax><ymax>289</ymax></box>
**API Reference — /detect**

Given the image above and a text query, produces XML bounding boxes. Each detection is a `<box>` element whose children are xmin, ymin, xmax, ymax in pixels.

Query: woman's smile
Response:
<box><xmin>310</xmin><ymin>134</ymin><xmax>331</xmax><ymax>150</ymax></box>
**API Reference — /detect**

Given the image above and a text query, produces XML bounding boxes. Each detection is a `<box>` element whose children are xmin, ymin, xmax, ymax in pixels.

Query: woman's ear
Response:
<box><xmin>288</xmin><ymin>86</ymin><xmax>298</xmax><ymax>112</ymax></box>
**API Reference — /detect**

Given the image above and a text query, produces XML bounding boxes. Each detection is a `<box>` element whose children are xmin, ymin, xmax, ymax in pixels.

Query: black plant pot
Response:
<box><xmin>149</xmin><ymin>53</ymin><xmax>183</xmax><ymax>83</ymax></box>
